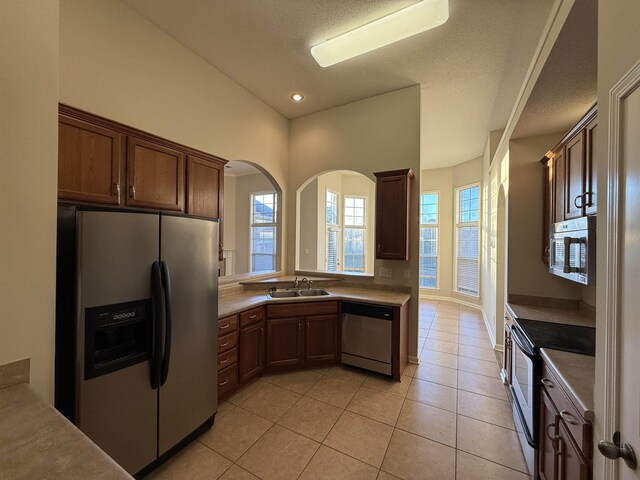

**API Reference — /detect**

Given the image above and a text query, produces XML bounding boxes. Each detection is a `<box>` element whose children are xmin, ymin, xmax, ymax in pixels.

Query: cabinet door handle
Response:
<box><xmin>219</xmin><ymin>358</ymin><xmax>228</xmax><ymax>365</ymax></box>
<box><xmin>112</xmin><ymin>182</ymin><xmax>120</xmax><ymax>197</ymax></box>
<box><xmin>260</xmin><ymin>327</ymin><xmax>264</xmax><ymax>337</ymax></box>
<box><xmin>560</xmin><ymin>410</ymin><xmax>579</xmax><ymax>425</ymax></box>
<box><xmin>218</xmin><ymin>379</ymin><xmax>228</xmax><ymax>386</ymax></box>
<box><xmin>574</xmin><ymin>193</ymin><xmax>585</xmax><ymax>209</ymax></box>
<box><xmin>129</xmin><ymin>185</ymin><xmax>136</xmax><ymax>199</ymax></box>
<box><xmin>219</xmin><ymin>341</ymin><xmax>229</xmax><ymax>347</ymax></box>
<box><xmin>249</xmin><ymin>314</ymin><xmax>257</xmax><ymax>320</ymax></box>
<box><xmin>541</xmin><ymin>378</ymin><xmax>555</xmax><ymax>389</ymax></box>
<box><xmin>220</xmin><ymin>323</ymin><xmax>230</xmax><ymax>330</ymax></box>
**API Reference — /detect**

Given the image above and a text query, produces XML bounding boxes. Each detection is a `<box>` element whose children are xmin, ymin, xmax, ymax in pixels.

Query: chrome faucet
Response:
<box><xmin>299</xmin><ymin>277</ymin><xmax>310</xmax><ymax>289</ymax></box>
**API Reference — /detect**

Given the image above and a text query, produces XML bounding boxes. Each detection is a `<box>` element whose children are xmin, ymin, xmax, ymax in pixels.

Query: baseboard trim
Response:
<box><xmin>408</xmin><ymin>355</ymin><xmax>420</xmax><ymax>365</ymax></box>
<box><xmin>420</xmin><ymin>293</ymin><xmax>497</xmax><ymax>349</ymax></box>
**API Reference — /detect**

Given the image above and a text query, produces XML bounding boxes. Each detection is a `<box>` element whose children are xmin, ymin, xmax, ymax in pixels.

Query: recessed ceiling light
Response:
<box><xmin>310</xmin><ymin>0</ymin><xmax>449</xmax><ymax>68</ymax></box>
<box><xmin>290</xmin><ymin>92</ymin><xmax>305</xmax><ymax>102</ymax></box>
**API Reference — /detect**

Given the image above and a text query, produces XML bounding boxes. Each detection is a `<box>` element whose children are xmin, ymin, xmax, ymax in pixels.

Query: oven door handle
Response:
<box><xmin>511</xmin><ymin>324</ymin><xmax>535</xmax><ymax>357</ymax></box>
<box><xmin>511</xmin><ymin>385</ymin><xmax>537</xmax><ymax>448</ymax></box>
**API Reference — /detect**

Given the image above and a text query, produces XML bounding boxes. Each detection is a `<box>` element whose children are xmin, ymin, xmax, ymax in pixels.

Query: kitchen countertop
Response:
<box><xmin>540</xmin><ymin>348</ymin><xmax>595</xmax><ymax>422</ymax></box>
<box><xmin>0</xmin><ymin>383</ymin><xmax>132</xmax><ymax>480</ymax></box>
<box><xmin>506</xmin><ymin>303</ymin><xmax>595</xmax><ymax>328</ymax></box>
<box><xmin>219</xmin><ymin>286</ymin><xmax>411</xmax><ymax>318</ymax></box>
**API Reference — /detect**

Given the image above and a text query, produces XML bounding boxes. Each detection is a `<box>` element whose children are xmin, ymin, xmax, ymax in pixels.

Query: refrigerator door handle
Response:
<box><xmin>151</xmin><ymin>261</ymin><xmax>164</xmax><ymax>389</ymax></box>
<box><xmin>160</xmin><ymin>261</ymin><xmax>173</xmax><ymax>386</ymax></box>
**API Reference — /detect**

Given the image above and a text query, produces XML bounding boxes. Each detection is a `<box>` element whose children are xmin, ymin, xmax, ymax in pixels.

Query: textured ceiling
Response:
<box><xmin>512</xmin><ymin>0</ymin><xmax>598</xmax><ymax>139</ymax></box>
<box><xmin>122</xmin><ymin>0</ymin><xmax>554</xmax><ymax>167</ymax></box>
<box><xmin>224</xmin><ymin>160</ymin><xmax>260</xmax><ymax>177</ymax></box>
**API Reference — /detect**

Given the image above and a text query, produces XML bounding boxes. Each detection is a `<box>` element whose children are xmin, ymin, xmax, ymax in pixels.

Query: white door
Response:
<box><xmin>618</xmin><ymin>72</ymin><xmax>640</xmax><ymax>480</ymax></box>
<box><xmin>601</xmin><ymin>62</ymin><xmax>640</xmax><ymax>479</ymax></box>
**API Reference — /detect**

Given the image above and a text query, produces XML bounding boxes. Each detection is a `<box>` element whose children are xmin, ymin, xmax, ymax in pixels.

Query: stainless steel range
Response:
<box><xmin>510</xmin><ymin>318</ymin><xmax>595</xmax><ymax>477</ymax></box>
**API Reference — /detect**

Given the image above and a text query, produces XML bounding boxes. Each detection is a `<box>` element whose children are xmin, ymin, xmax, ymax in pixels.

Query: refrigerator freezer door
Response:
<box><xmin>77</xmin><ymin>210</ymin><xmax>159</xmax><ymax>474</ymax></box>
<box><xmin>158</xmin><ymin>215</ymin><xmax>218</xmax><ymax>455</ymax></box>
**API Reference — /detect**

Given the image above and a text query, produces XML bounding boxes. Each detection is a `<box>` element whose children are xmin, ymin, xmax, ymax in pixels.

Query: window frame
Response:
<box><xmin>454</xmin><ymin>182</ymin><xmax>481</xmax><ymax>298</ymax></box>
<box><xmin>325</xmin><ymin>188</ymin><xmax>341</xmax><ymax>271</ymax></box>
<box><xmin>249</xmin><ymin>190</ymin><xmax>278</xmax><ymax>273</ymax></box>
<box><xmin>342</xmin><ymin>195</ymin><xmax>367</xmax><ymax>273</ymax></box>
<box><xmin>419</xmin><ymin>191</ymin><xmax>439</xmax><ymax>290</ymax></box>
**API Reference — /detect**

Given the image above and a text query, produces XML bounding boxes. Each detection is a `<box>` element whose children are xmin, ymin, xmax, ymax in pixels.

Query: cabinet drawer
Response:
<box><xmin>217</xmin><ymin>331</ymin><xmax>238</xmax><ymax>354</ymax></box>
<box><xmin>240</xmin><ymin>307</ymin><xmax>264</xmax><ymax>328</ymax></box>
<box><xmin>218</xmin><ymin>314</ymin><xmax>238</xmax><ymax>336</ymax></box>
<box><xmin>217</xmin><ymin>363</ymin><xmax>238</xmax><ymax>399</ymax></box>
<box><xmin>218</xmin><ymin>348</ymin><xmax>237</xmax><ymax>371</ymax></box>
<box><xmin>541</xmin><ymin>363</ymin><xmax>592</xmax><ymax>458</ymax></box>
<box><xmin>266</xmin><ymin>301</ymin><xmax>339</xmax><ymax>319</ymax></box>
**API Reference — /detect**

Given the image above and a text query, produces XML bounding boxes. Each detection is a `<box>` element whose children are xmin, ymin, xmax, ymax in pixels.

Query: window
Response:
<box><xmin>419</xmin><ymin>193</ymin><xmax>438</xmax><ymax>288</ymax></box>
<box><xmin>455</xmin><ymin>184</ymin><xmax>480</xmax><ymax>296</ymax></box>
<box><xmin>343</xmin><ymin>196</ymin><xmax>366</xmax><ymax>273</ymax></box>
<box><xmin>325</xmin><ymin>190</ymin><xmax>340</xmax><ymax>271</ymax></box>
<box><xmin>250</xmin><ymin>192</ymin><xmax>277</xmax><ymax>272</ymax></box>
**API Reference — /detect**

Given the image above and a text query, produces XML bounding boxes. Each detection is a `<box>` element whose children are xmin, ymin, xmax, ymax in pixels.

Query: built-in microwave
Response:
<box><xmin>549</xmin><ymin>216</ymin><xmax>596</xmax><ymax>285</ymax></box>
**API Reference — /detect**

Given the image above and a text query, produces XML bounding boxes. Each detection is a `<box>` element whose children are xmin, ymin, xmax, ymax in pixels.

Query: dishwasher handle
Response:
<box><xmin>341</xmin><ymin>301</ymin><xmax>393</xmax><ymax>320</ymax></box>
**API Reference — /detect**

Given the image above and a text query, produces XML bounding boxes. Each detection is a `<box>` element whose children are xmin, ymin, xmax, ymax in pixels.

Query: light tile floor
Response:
<box><xmin>147</xmin><ymin>300</ymin><xmax>530</xmax><ymax>480</ymax></box>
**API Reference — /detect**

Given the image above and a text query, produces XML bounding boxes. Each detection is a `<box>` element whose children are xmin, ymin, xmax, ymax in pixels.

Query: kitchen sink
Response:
<box><xmin>267</xmin><ymin>288</ymin><xmax>330</xmax><ymax>299</ymax></box>
<box><xmin>298</xmin><ymin>288</ymin><xmax>330</xmax><ymax>296</ymax></box>
<box><xmin>268</xmin><ymin>290</ymin><xmax>300</xmax><ymax>298</ymax></box>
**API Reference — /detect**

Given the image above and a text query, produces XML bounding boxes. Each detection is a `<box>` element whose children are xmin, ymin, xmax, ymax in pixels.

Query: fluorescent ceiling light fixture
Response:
<box><xmin>290</xmin><ymin>92</ymin><xmax>305</xmax><ymax>102</ymax></box>
<box><xmin>310</xmin><ymin>0</ymin><xmax>449</xmax><ymax>67</ymax></box>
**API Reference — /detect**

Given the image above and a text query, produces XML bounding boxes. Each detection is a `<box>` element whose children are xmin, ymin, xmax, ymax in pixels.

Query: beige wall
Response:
<box><xmin>59</xmin><ymin>0</ymin><xmax>290</xmax><ymax>228</ymax></box>
<box><xmin>289</xmin><ymin>86</ymin><xmax>421</xmax><ymax>357</ymax></box>
<box><xmin>594</xmin><ymin>0</ymin><xmax>640</xmax><ymax>476</ymax></box>
<box><xmin>223</xmin><ymin>176</ymin><xmax>237</xmax><ymax>254</ymax></box>
<box><xmin>420</xmin><ymin>157</ymin><xmax>483</xmax><ymax>305</ymax></box>
<box><xmin>508</xmin><ymin>133</ymin><xmax>584</xmax><ymax>300</ymax></box>
<box><xmin>298</xmin><ymin>180</ymin><xmax>319</xmax><ymax>270</ymax></box>
<box><xmin>0</xmin><ymin>0</ymin><xmax>59</xmax><ymax>401</ymax></box>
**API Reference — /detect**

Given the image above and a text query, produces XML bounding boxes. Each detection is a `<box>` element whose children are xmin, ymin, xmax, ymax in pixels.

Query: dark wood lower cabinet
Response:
<box><xmin>558</xmin><ymin>422</ymin><xmax>590</xmax><ymax>480</ymax></box>
<box><xmin>266</xmin><ymin>317</ymin><xmax>304</xmax><ymax>370</ymax></box>
<box><xmin>539</xmin><ymin>359</ymin><xmax>592</xmax><ymax>480</ymax></box>
<box><xmin>305</xmin><ymin>314</ymin><xmax>339</xmax><ymax>365</ymax></box>
<box><xmin>540</xmin><ymin>389</ymin><xmax>559</xmax><ymax>480</ymax></box>
<box><xmin>239</xmin><ymin>321</ymin><xmax>264</xmax><ymax>384</ymax></box>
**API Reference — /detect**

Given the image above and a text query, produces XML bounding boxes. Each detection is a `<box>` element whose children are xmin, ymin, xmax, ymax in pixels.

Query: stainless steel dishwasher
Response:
<box><xmin>341</xmin><ymin>301</ymin><xmax>393</xmax><ymax>376</ymax></box>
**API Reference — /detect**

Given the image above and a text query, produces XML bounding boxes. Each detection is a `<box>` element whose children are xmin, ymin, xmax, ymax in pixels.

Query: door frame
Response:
<box><xmin>602</xmin><ymin>59</ymin><xmax>640</xmax><ymax>480</ymax></box>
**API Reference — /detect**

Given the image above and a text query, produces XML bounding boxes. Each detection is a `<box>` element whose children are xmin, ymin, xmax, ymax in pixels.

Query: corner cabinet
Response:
<box><xmin>374</xmin><ymin>169</ymin><xmax>414</xmax><ymax>260</ymax></box>
<box><xmin>265</xmin><ymin>301</ymin><xmax>339</xmax><ymax>372</ymax></box>
<box><xmin>58</xmin><ymin>105</ymin><xmax>226</xmax><ymax>256</ymax></box>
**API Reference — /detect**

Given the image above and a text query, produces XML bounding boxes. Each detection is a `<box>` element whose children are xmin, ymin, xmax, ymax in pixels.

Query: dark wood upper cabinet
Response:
<box><xmin>57</xmin><ymin>105</ymin><xmax>227</xmax><ymax>222</ymax></box>
<box><xmin>187</xmin><ymin>155</ymin><xmax>223</xmax><ymax>218</ymax></box>
<box><xmin>541</xmin><ymin>106</ymin><xmax>596</xmax><ymax>247</ymax></box>
<box><xmin>554</xmin><ymin>148</ymin><xmax>566</xmax><ymax>224</ymax></box>
<box><xmin>58</xmin><ymin>116</ymin><xmax>123</xmax><ymax>205</ymax></box>
<box><xmin>584</xmin><ymin>118</ymin><xmax>598</xmax><ymax>216</ymax></box>
<box><xmin>564</xmin><ymin>132</ymin><xmax>585</xmax><ymax>220</ymax></box>
<box><xmin>305</xmin><ymin>314</ymin><xmax>338</xmax><ymax>365</ymax></box>
<box><xmin>187</xmin><ymin>155</ymin><xmax>224</xmax><ymax>259</ymax></box>
<box><xmin>374</xmin><ymin>169</ymin><xmax>414</xmax><ymax>261</ymax></box>
<box><xmin>127</xmin><ymin>137</ymin><xmax>185</xmax><ymax>211</ymax></box>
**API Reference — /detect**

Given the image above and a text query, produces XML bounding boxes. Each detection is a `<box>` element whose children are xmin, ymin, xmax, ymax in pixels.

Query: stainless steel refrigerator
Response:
<box><xmin>55</xmin><ymin>206</ymin><xmax>218</xmax><ymax>476</ymax></box>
